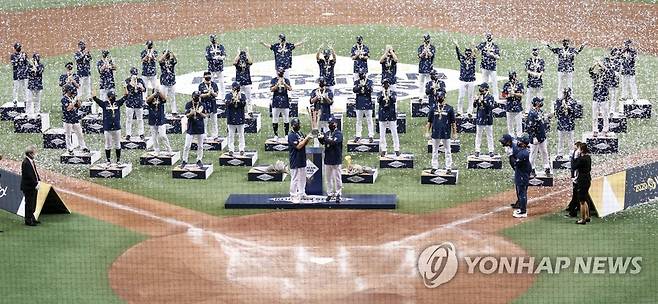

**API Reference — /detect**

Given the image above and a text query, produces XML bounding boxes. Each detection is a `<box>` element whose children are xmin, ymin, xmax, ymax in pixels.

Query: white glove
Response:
<box><xmin>424</xmin><ymin>132</ymin><xmax>430</xmax><ymax>139</ymax></box>
<box><xmin>35</xmin><ymin>181</ymin><xmax>40</xmax><ymax>190</ymax></box>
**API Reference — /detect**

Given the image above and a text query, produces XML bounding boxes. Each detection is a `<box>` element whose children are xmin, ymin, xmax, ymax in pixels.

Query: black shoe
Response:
<box><xmin>68</xmin><ymin>149</ymin><xmax>74</xmax><ymax>155</ymax></box>
<box><xmin>474</xmin><ymin>151</ymin><xmax>480</xmax><ymax>158</ymax></box>
<box><xmin>125</xmin><ymin>135</ymin><xmax>131</xmax><ymax>141</ymax></box>
<box><xmin>180</xmin><ymin>161</ymin><xmax>187</xmax><ymax>169</ymax></box>
<box><xmin>395</xmin><ymin>151</ymin><xmax>401</xmax><ymax>157</ymax></box>
<box><xmin>139</xmin><ymin>134</ymin><xmax>145</xmax><ymax>141</ymax></box>
<box><xmin>430</xmin><ymin>169</ymin><xmax>439</xmax><ymax>175</ymax></box>
<box><xmin>228</xmin><ymin>150</ymin><xmax>234</xmax><ymax>156</ymax></box>
<box><xmin>380</xmin><ymin>151</ymin><xmax>386</xmax><ymax>157</ymax></box>
<box><xmin>576</xmin><ymin>219</ymin><xmax>587</xmax><ymax>225</ymax></box>
<box><xmin>586</xmin><ymin>218</ymin><xmax>591</xmax><ymax>223</ymax></box>
<box><xmin>196</xmin><ymin>160</ymin><xmax>204</xmax><ymax>169</ymax></box>
<box><xmin>556</xmin><ymin>155</ymin><xmax>563</xmax><ymax>160</ymax></box>
<box><xmin>82</xmin><ymin>148</ymin><xmax>90</xmax><ymax>153</ymax></box>
<box><xmin>240</xmin><ymin>151</ymin><xmax>245</xmax><ymax>156</ymax></box>
<box><xmin>25</xmin><ymin>221</ymin><xmax>37</xmax><ymax>227</ymax></box>
<box><xmin>326</xmin><ymin>195</ymin><xmax>332</xmax><ymax>202</ymax></box>
<box><xmin>445</xmin><ymin>168</ymin><xmax>452</xmax><ymax>175</ymax></box>
<box><xmin>545</xmin><ymin>168</ymin><xmax>551</xmax><ymax>176</ymax></box>
<box><xmin>368</xmin><ymin>137</ymin><xmax>374</xmax><ymax>143</ymax></box>
<box><xmin>354</xmin><ymin>137</ymin><xmax>361</xmax><ymax>143</ymax></box>
<box><xmin>335</xmin><ymin>195</ymin><xmax>341</xmax><ymax>203</ymax></box>
<box><xmin>35</xmin><ymin>220</ymin><xmax>41</xmax><ymax>224</ymax></box>
<box><xmin>530</xmin><ymin>169</ymin><xmax>536</xmax><ymax>178</ymax></box>
<box><xmin>489</xmin><ymin>152</ymin><xmax>495</xmax><ymax>158</ymax></box>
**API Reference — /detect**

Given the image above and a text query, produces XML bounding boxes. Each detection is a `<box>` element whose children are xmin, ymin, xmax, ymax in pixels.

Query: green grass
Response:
<box><xmin>505</xmin><ymin>202</ymin><xmax>658</xmax><ymax>303</ymax></box>
<box><xmin>0</xmin><ymin>0</ymin><xmax>155</xmax><ymax>11</ymax></box>
<box><xmin>1</xmin><ymin>24</ymin><xmax>657</xmax><ymax>216</ymax></box>
<box><xmin>0</xmin><ymin>211</ymin><xmax>145</xmax><ymax>303</ymax></box>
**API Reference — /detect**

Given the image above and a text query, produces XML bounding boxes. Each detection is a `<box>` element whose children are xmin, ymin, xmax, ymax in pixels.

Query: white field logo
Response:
<box><xmin>418</xmin><ymin>243</ymin><xmax>642</xmax><ymax>288</ymax></box>
<box><xmin>177</xmin><ymin>54</ymin><xmax>502</xmax><ymax>113</ymax></box>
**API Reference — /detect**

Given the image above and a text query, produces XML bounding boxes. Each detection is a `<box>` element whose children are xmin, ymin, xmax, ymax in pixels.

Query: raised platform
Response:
<box><xmin>410</xmin><ymin>99</ymin><xmax>431</xmax><ymax>117</ymax></box>
<box><xmin>467</xmin><ymin>154</ymin><xmax>503</xmax><ymax>169</ymax></box>
<box><xmin>347</xmin><ymin>139</ymin><xmax>380</xmax><ymax>153</ymax></box>
<box><xmin>14</xmin><ymin>113</ymin><xmax>50</xmax><ymax>133</ymax></box>
<box><xmin>0</xmin><ymin>102</ymin><xmax>25</xmax><ymax>120</ymax></box>
<box><xmin>426</xmin><ymin>139</ymin><xmax>461</xmax><ymax>153</ymax></box>
<box><xmin>375</xmin><ymin>113</ymin><xmax>407</xmax><ymax>134</ymax></box>
<box><xmin>492</xmin><ymin>101</ymin><xmax>506</xmax><ymax>118</ymax></box>
<box><xmin>224</xmin><ymin>194</ymin><xmax>397</xmax><ymax>209</ymax></box>
<box><xmin>43</xmin><ymin>128</ymin><xmax>77</xmax><ymax>149</ymax></box>
<box><xmin>89</xmin><ymin>163</ymin><xmax>133</xmax><ymax>178</ymax></box>
<box><xmin>165</xmin><ymin>114</ymin><xmax>182</xmax><ymax>134</ymax></box>
<box><xmin>244</xmin><ymin>112</ymin><xmax>262</xmax><ymax>133</ymax></box>
<box><xmin>342</xmin><ymin>168</ymin><xmax>378</xmax><ymax>184</ymax></box>
<box><xmin>598</xmin><ymin>113</ymin><xmax>627</xmax><ymax>133</ymax></box>
<box><xmin>121</xmin><ymin>138</ymin><xmax>152</xmax><ymax>150</ymax></box>
<box><xmin>191</xmin><ymin>137</ymin><xmax>226</xmax><ymax>151</ymax></box>
<box><xmin>60</xmin><ymin>151</ymin><xmax>101</xmax><ymax>165</ymax></box>
<box><xmin>584</xmin><ymin>132</ymin><xmax>618</xmax><ymax>154</ymax></box>
<box><xmin>421</xmin><ymin>169</ymin><xmax>459</xmax><ymax>185</ymax></box>
<box><xmin>456</xmin><ymin>116</ymin><xmax>476</xmax><ymax>133</ymax></box>
<box><xmin>139</xmin><ymin>151</ymin><xmax>180</xmax><ymax>166</ymax></box>
<box><xmin>264</xmin><ymin>137</ymin><xmax>289</xmax><ymax>152</ymax></box>
<box><xmin>172</xmin><ymin>164</ymin><xmax>214</xmax><ymax>179</ymax></box>
<box><xmin>552</xmin><ymin>156</ymin><xmax>571</xmax><ymax>170</ymax></box>
<box><xmin>528</xmin><ymin>172</ymin><xmax>554</xmax><ymax>187</ymax></box>
<box><xmin>379</xmin><ymin>153</ymin><xmax>414</xmax><ymax>169</ymax></box>
<box><xmin>247</xmin><ymin>166</ymin><xmax>288</xmax><ymax>182</ymax></box>
<box><xmin>624</xmin><ymin>99</ymin><xmax>652</xmax><ymax>118</ymax></box>
<box><xmin>219</xmin><ymin>151</ymin><xmax>257</xmax><ymax>166</ymax></box>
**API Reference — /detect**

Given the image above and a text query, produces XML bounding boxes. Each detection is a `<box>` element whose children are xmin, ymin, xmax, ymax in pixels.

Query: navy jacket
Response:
<box><xmin>146</xmin><ymin>94</ymin><xmax>167</xmax><ymax>126</ymax></box>
<box><xmin>93</xmin><ymin>96</ymin><xmax>125</xmax><ymax>131</ymax></box>
<box><xmin>271</xmin><ymin>77</ymin><xmax>291</xmax><ymax>108</ymax></box>
<box><xmin>235</xmin><ymin>59</ymin><xmax>252</xmax><ymax>85</ymax></box>
<box><xmin>318</xmin><ymin>58</ymin><xmax>336</xmax><ymax>86</ymax></box>
<box><xmin>525</xmin><ymin>57</ymin><xmax>545</xmax><ymax>88</ymax></box>
<box><xmin>351</xmin><ymin>44</ymin><xmax>369</xmax><ymax>73</ymax></box>
<box><xmin>381</xmin><ymin>57</ymin><xmax>397</xmax><ymax>84</ymax></box>
<box><xmin>198</xmin><ymin>81</ymin><xmax>219</xmax><ymax>113</ymax></box>
<box><xmin>456</xmin><ymin>47</ymin><xmax>476</xmax><ymax>82</ymax></box>
<box><xmin>554</xmin><ymin>97</ymin><xmax>576</xmax><ymax>132</ymax></box>
<box><xmin>474</xmin><ymin>93</ymin><xmax>495</xmax><ymax>125</ymax></box>
<box><xmin>513</xmin><ymin>148</ymin><xmax>532</xmax><ymax>186</ymax></box>
<box><xmin>28</xmin><ymin>62</ymin><xmax>44</xmax><ymax>91</ymax></box>
<box><xmin>74</xmin><ymin>50</ymin><xmax>92</xmax><ymax>77</ymax></box>
<box><xmin>185</xmin><ymin>101</ymin><xmax>205</xmax><ymax>135</ymax></box>
<box><xmin>428</xmin><ymin>103</ymin><xmax>455</xmax><ymax>140</ymax></box>
<box><xmin>527</xmin><ymin>108</ymin><xmax>547</xmax><ymax>143</ymax></box>
<box><xmin>288</xmin><ymin>131</ymin><xmax>307</xmax><ymax>169</ymax></box>
<box><xmin>206</xmin><ymin>43</ymin><xmax>226</xmax><ymax>72</ymax></box>
<box><xmin>502</xmin><ymin>81</ymin><xmax>524</xmax><ymax>113</ymax></box>
<box><xmin>549</xmin><ymin>46</ymin><xmax>583</xmax><ymax>73</ymax></box>
<box><xmin>476</xmin><ymin>41</ymin><xmax>500</xmax><ymax>71</ymax></box>
<box><xmin>10</xmin><ymin>52</ymin><xmax>29</xmax><ymax>80</ymax></box>
<box><xmin>311</xmin><ymin>88</ymin><xmax>334</xmax><ymax>121</ymax></box>
<box><xmin>417</xmin><ymin>43</ymin><xmax>436</xmax><ymax>73</ymax></box>
<box><xmin>425</xmin><ymin>80</ymin><xmax>446</xmax><ymax>108</ymax></box>
<box><xmin>97</xmin><ymin>59</ymin><xmax>116</xmax><ymax>89</ymax></box>
<box><xmin>59</xmin><ymin>73</ymin><xmax>80</xmax><ymax>95</ymax></box>
<box><xmin>225</xmin><ymin>92</ymin><xmax>247</xmax><ymax>125</ymax></box>
<box><xmin>377</xmin><ymin>90</ymin><xmax>397</xmax><ymax>121</ymax></box>
<box><xmin>319</xmin><ymin>129</ymin><xmax>343</xmax><ymax>165</ymax></box>
<box><xmin>61</xmin><ymin>96</ymin><xmax>80</xmax><ymax>124</ymax></box>
<box><xmin>141</xmin><ymin>49</ymin><xmax>158</xmax><ymax>77</ymax></box>
<box><xmin>621</xmin><ymin>48</ymin><xmax>636</xmax><ymax>76</ymax></box>
<box><xmin>270</xmin><ymin>42</ymin><xmax>295</xmax><ymax>70</ymax></box>
<box><xmin>125</xmin><ymin>77</ymin><xmax>146</xmax><ymax>108</ymax></box>
<box><xmin>353</xmin><ymin>79</ymin><xmax>373</xmax><ymax>110</ymax></box>
<box><xmin>159</xmin><ymin>59</ymin><xmax>177</xmax><ymax>86</ymax></box>
<box><xmin>589</xmin><ymin>65</ymin><xmax>609</xmax><ymax>102</ymax></box>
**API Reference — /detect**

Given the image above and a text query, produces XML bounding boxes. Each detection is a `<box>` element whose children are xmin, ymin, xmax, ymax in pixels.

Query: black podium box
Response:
<box><xmin>264</xmin><ymin>138</ymin><xmax>290</xmax><ymax>152</ymax></box>
<box><xmin>90</xmin><ymin>163</ymin><xmax>133</xmax><ymax>178</ymax></box>
<box><xmin>14</xmin><ymin>113</ymin><xmax>50</xmax><ymax>133</ymax></box>
<box><xmin>492</xmin><ymin>101</ymin><xmax>506</xmax><ymax>118</ymax></box>
<box><xmin>456</xmin><ymin>116</ymin><xmax>476</xmax><ymax>133</ymax></box>
<box><xmin>552</xmin><ymin>157</ymin><xmax>571</xmax><ymax>170</ymax></box>
<box><xmin>342</xmin><ymin>168</ymin><xmax>378</xmax><ymax>184</ymax></box>
<box><xmin>139</xmin><ymin>151</ymin><xmax>180</xmax><ymax>166</ymax></box>
<box><xmin>584</xmin><ymin>133</ymin><xmax>618</xmax><ymax>154</ymax></box>
<box><xmin>467</xmin><ymin>154</ymin><xmax>503</xmax><ymax>169</ymax></box>
<box><xmin>411</xmin><ymin>99</ymin><xmax>431</xmax><ymax>117</ymax></box>
<box><xmin>421</xmin><ymin>169</ymin><xmax>458</xmax><ymax>185</ymax></box>
<box><xmin>43</xmin><ymin>128</ymin><xmax>77</xmax><ymax>149</ymax></box>
<box><xmin>597</xmin><ymin>114</ymin><xmax>627</xmax><ymax>133</ymax></box>
<box><xmin>247</xmin><ymin>166</ymin><xmax>287</xmax><ymax>182</ymax></box>
<box><xmin>60</xmin><ymin>151</ymin><xmax>101</xmax><ymax>165</ymax></box>
<box><xmin>165</xmin><ymin>114</ymin><xmax>182</xmax><ymax>134</ymax></box>
<box><xmin>624</xmin><ymin>99</ymin><xmax>652</xmax><ymax>118</ymax></box>
<box><xmin>528</xmin><ymin>173</ymin><xmax>554</xmax><ymax>187</ymax></box>
<box><xmin>244</xmin><ymin>112</ymin><xmax>262</xmax><ymax>133</ymax></box>
<box><xmin>219</xmin><ymin>151</ymin><xmax>258</xmax><ymax>166</ymax></box>
<box><xmin>172</xmin><ymin>164</ymin><xmax>214</xmax><ymax>179</ymax></box>
<box><xmin>120</xmin><ymin>138</ymin><xmax>152</xmax><ymax>150</ymax></box>
<box><xmin>375</xmin><ymin>113</ymin><xmax>406</xmax><ymax>134</ymax></box>
<box><xmin>0</xmin><ymin>102</ymin><xmax>25</xmax><ymax>120</ymax></box>
<box><xmin>379</xmin><ymin>153</ymin><xmax>414</xmax><ymax>169</ymax></box>
<box><xmin>347</xmin><ymin>139</ymin><xmax>380</xmax><ymax>153</ymax></box>
<box><xmin>81</xmin><ymin>114</ymin><xmax>103</xmax><ymax>134</ymax></box>
<box><xmin>191</xmin><ymin>137</ymin><xmax>226</xmax><ymax>151</ymax></box>
<box><xmin>427</xmin><ymin>139</ymin><xmax>461</xmax><ymax>153</ymax></box>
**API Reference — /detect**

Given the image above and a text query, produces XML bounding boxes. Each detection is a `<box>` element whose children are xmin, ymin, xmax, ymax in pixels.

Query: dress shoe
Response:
<box><xmin>25</xmin><ymin>221</ymin><xmax>37</xmax><ymax>227</ymax></box>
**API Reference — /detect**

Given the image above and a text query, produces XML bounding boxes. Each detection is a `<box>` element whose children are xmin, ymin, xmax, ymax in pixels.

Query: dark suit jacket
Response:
<box><xmin>21</xmin><ymin>157</ymin><xmax>39</xmax><ymax>192</ymax></box>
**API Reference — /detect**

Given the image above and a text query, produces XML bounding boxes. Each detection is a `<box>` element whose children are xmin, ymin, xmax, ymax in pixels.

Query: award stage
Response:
<box><xmin>224</xmin><ymin>194</ymin><xmax>397</xmax><ymax>209</ymax></box>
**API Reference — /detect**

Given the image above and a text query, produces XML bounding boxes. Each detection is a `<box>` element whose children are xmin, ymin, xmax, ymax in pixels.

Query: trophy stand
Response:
<box><xmin>305</xmin><ymin>106</ymin><xmax>324</xmax><ymax>195</ymax></box>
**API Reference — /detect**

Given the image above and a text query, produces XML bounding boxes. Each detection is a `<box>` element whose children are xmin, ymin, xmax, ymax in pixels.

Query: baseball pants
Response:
<box><xmin>79</xmin><ymin>76</ymin><xmax>92</xmax><ymax>100</ymax></box>
<box><xmin>556</xmin><ymin>130</ymin><xmax>575</xmax><ymax>157</ymax></box>
<box><xmin>418</xmin><ymin>73</ymin><xmax>430</xmax><ymax>100</ymax></box>
<box><xmin>27</xmin><ymin>90</ymin><xmax>42</xmax><ymax>114</ymax></box>
<box><xmin>150</xmin><ymin>125</ymin><xmax>172</xmax><ymax>154</ymax></box>
<box><xmin>103</xmin><ymin>130</ymin><xmax>121</xmax><ymax>150</ymax></box>
<box><xmin>530</xmin><ymin>140</ymin><xmax>550</xmax><ymax>170</ymax></box>
<box><xmin>12</xmin><ymin>79</ymin><xmax>27</xmax><ymax>103</ymax></box>
<box><xmin>325</xmin><ymin>164</ymin><xmax>343</xmax><ymax>196</ymax></box>
<box><xmin>379</xmin><ymin>121</ymin><xmax>400</xmax><ymax>152</ymax></box>
<box><xmin>556</xmin><ymin>72</ymin><xmax>573</xmax><ymax>99</ymax></box>
<box><xmin>431</xmin><ymin>138</ymin><xmax>452</xmax><ymax>170</ymax></box>
<box><xmin>183</xmin><ymin>133</ymin><xmax>205</xmax><ymax>162</ymax></box>
<box><xmin>289</xmin><ymin>167</ymin><xmax>307</xmax><ymax>199</ymax></box>
<box><xmin>125</xmin><ymin>107</ymin><xmax>144</xmax><ymax>136</ymax></box>
<box><xmin>211</xmin><ymin>72</ymin><xmax>226</xmax><ymax>98</ymax></box>
<box><xmin>458</xmin><ymin>81</ymin><xmax>476</xmax><ymax>114</ymax></box>
<box><xmin>475</xmin><ymin>125</ymin><xmax>494</xmax><ymax>153</ymax></box>
<box><xmin>272</xmin><ymin>107</ymin><xmax>290</xmax><ymax>123</ymax></box>
<box><xmin>506</xmin><ymin>111</ymin><xmax>523</xmax><ymax>137</ymax></box>
<box><xmin>621</xmin><ymin>75</ymin><xmax>638</xmax><ymax>100</ymax></box>
<box><xmin>204</xmin><ymin>113</ymin><xmax>219</xmax><ymax>138</ymax></box>
<box><xmin>592</xmin><ymin>101</ymin><xmax>610</xmax><ymax>133</ymax></box>
<box><xmin>161</xmin><ymin>85</ymin><xmax>177</xmax><ymax>114</ymax></box>
<box><xmin>524</xmin><ymin>87</ymin><xmax>543</xmax><ymax>112</ymax></box>
<box><xmin>355</xmin><ymin>109</ymin><xmax>374</xmax><ymax>138</ymax></box>
<box><xmin>227</xmin><ymin>124</ymin><xmax>245</xmax><ymax>152</ymax></box>
<box><xmin>481</xmin><ymin>69</ymin><xmax>499</xmax><ymax>97</ymax></box>
<box><xmin>64</xmin><ymin>123</ymin><xmax>87</xmax><ymax>151</ymax></box>
<box><xmin>242</xmin><ymin>85</ymin><xmax>253</xmax><ymax>113</ymax></box>
<box><xmin>607</xmin><ymin>87</ymin><xmax>620</xmax><ymax>114</ymax></box>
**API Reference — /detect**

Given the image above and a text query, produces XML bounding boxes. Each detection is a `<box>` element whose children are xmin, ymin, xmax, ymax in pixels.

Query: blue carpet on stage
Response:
<box><xmin>225</xmin><ymin>194</ymin><xmax>397</xmax><ymax>209</ymax></box>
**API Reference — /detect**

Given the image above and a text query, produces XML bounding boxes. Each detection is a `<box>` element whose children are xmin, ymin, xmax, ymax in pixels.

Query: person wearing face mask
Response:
<box><xmin>10</xmin><ymin>42</ymin><xmax>29</xmax><ymax>105</ymax></box>
<box><xmin>234</xmin><ymin>49</ymin><xmax>254</xmax><ymax>114</ymax></box>
<box><xmin>502</xmin><ymin>71</ymin><xmax>524</xmax><ymax>136</ymax></box>
<box><xmin>181</xmin><ymin>91</ymin><xmax>206</xmax><ymax>169</ymax></box>
<box><xmin>589</xmin><ymin>58</ymin><xmax>610</xmax><ymax>137</ymax></box>
<box><xmin>380</xmin><ymin>45</ymin><xmax>399</xmax><ymax>92</ymax></box>
<box><xmin>59</xmin><ymin>62</ymin><xmax>80</xmax><ymax>96</ymax></box>
<box><xmin>61</xmin><ymin>84</ymin><xmax>89</xmax><ymax>155</ymax></box>
<box><xmin>97</xmin><ymin>50</ymin><xmax>117</xmax><ymax>104</ymax></box>
<box><xmin>146</xmin><ymin>86</ymin><xmax>173</xmax><ymax>157</ymax></box>
<box><xmin>473</xmin><ymin>83</ymin><xmax>495</xmax><ymax>158</ymax></box>
<box><xmin>288</xmin><ymin>118</ymin><xmax>313</xmax><ymax>203</ymax></box>
<box><xmin>525</xmin><ymin>48</ymin><xmax>545</xmax><ymax>111</ymax></box>
<box><xmin>352</xmin><ymin>69</ymin><xmax>374</xmax><ymax>143</ymax></box>
<box><xmin>425</xmin><ymin>69</ymin><xmax>446</xmax><ymax>110</ymax></box>
<box><xmin>199</xmin><ymin>71</ymin><xmax>220</xmax><ymax>140</ymax></box>
<box><xmin>527</xmin><ymin>97</ymin><xmax>552</xmax><ymax>177</ymax></box>
<box><xmin>159</xmin><ymin>49</ymin><xmax>178</xmax><ymax>115</ymax></box>
<box><xmin>454</xmin><ymin>41</ymin><xmax>477</xmax><ymax>116</ymax></box>
<box><xmin>21</xmin><ymin>145</ymin><xmax>41</xmax><ymax>226</ymax></box>
<box><xmin>74</xmin><ymin>40</ymin><xmax>93</xmax><ymax>103</ymax></box>
<box><xmin>425</xmin><ymin>92</ymin><xmax>457</xmax><ymax>175</ymax></box>
<box><xmin>620</xmin><ymin>39</ymin><xmax>638</xmax><ymax>102</ymax></box>
<box><xmin>319</xmin><ymin>116</ymin><xmax>343</xmax><ymax>203</ymax></box>
<box><xmin>547</xmin><ymin>39</ymin><xmax>586</xmax><ymax>99</ymax></box>
<box><xmin>141</xmin><ymin>40</ymin><xmax>159</xmax><ymax>96</ymax></box>
<box><xmin>261</xmin><ymin>33</ymin><xmax>306</xmax><ymax>78</ymax></box>
<box><xmin>351</xmin><ymin>36</ymin><xmax>370</xmax><ymax>81</ymax></box>
<box><xmin>476</xmin><ymin>33</ymin><xmax>501</xmax><ymax>99</ymax></box>
<box><xmin>417</xmin><ymin>34</ymin><xmax>436</xmax><ymax>101</ymax></box>
<box><xmin>378</xmin><ymin>79</ymin><xmax>400</xmax><ymax>157</ymax></box>
<box><xmin>512</xmin><ymin>134</ymin><xmax>532</xmax><ymax>218</ymax></box>
<box><xmin>572</xmin><ymin>142</ymin><xmax>593</xmax><ymax>225</ymax></box>
<box><xmin>92</xmin><ymin>90</ymin><xmax>126</xmax><ymax>165</ymax></box>
<box><xmin>225</xmin><ymin>82</ymin><xmax>247</xmax><ymax>156</ymax></box>
<box><xmin>310</xmin><ymin>78</ymin><xmax>334</xmax><ymax>134</ymax></box>
<box><xmin>124</xmin><ymin>67</ymin><xmax>146</xmax><ymax>141</ymax></box>
<box><xmin>271</xmin><ymin>68</ymin><xmax>293</xmax><ymax>141</ymax></box>
<box><xmin>27</xmin><ymin>53</ymin><xmax>44</xmax><ymax>115</ymax></box>
<box><xmin>206</xmin><ymin>34</ymin><xmax>227</xmax><ymax>98</ymax></box>
<box><xmin>317</xmin><ymin>46</ymin><xmax>336</xmax><ymax>92</ymax></box>
<box><xmin>555</xmin><ymin>88</ymin><xmax>577</xmax><ymax>160</ymax></box>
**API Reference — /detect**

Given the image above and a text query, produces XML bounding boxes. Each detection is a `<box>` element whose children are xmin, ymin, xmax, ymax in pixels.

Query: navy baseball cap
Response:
<box><xmin>499</xmin><ymin>134</ymin><xmax>513</xmax><ymax>145</ymax></box>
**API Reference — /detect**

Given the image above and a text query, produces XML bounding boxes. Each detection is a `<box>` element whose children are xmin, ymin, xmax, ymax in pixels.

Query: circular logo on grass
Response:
<box><xmin>418</xmin><ymin>242</ymin><xmax>458</xmax><ymax>288</ymax></box>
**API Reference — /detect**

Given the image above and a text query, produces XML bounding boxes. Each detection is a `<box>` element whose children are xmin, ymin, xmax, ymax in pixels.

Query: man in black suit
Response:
<box><xmin>21</xmin><ymin>145</ymin><xmax>40</xmax><ymax>226</ymax></box>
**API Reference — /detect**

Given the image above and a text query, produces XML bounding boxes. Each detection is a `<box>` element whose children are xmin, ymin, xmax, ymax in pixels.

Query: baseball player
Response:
<box><xmin>554</xmin><ymin>88</ymin><xmax>577</xmax><ymax>160</ymax></box>
<box><xmin>261</xmin><ymin>33</ymin><xmax>305</xmax><ymax>78</ymax></box>
<box><xmin>145</xmin><ymin>87</ymin><xmax>173</xmax><ymax>157</ymax></box>
<box><xmin>59</xmin><ymin>62</ymin><xmax>80</xmax><ymax>96</ymax></box>
<box><xmin>351</xmin><ymin>36</ymin><xmax>370</xmax><ymax>81</ymax></box>
<box><xmin>476</xmin><ymin>33</ymin><xmax>501</xmax><ymax>98</ymax></box>
<box><xmin>288</xmin><ymin>118</ymin><xmax>313</xmax><ymax>202</ymax></box>
<box><xmin>141</xmin><ymin>40</ymin><xmax>159</xmax><ymax>95</ymax></box>
<box><xmin>352</xmin><ymin>70</ymin><xmax>374</xmax><ymax>143</ymax></box>
<box><xmin>233</xmin><ymin>49</ymin><xmax>254</xmax><ymax>113</ymax></box>
<box><xmin>10</xmin><ymin>42</ymin><xmax>29</xmax><ymax>105</ymax></box>
<box><xmin>199</xmin><ymin>71</ymin><xmax>220</xmax><ymax>140</ymax></box>
<box><xmin>310</xmin><ymin>79</ymin><xmax>334</xmax><ymax>133</ymax></box>
<box><xmin>425</xmin><ymin>70</ymin><xmax>446</xmax><ymax>110</ymax></box>
<box><xmin>270</xmin><ymin>68</ymin><xmax>293</xmax><ymax>140</ymax></box>
<box><xmin>74</xmin><ymin>41</ymin><xmax>93</xmax><ymax>105</ymax></box>
<box><xmin>92</xmin><ymin>91</ymin><xmax>126</xmax><ymax>165</ymax></box>
<box><xmin>426</xmin><ymin>92</ymin><xmax>457</xmax><ymax>175</ymax></box>
<box><xmin>547</xmin><ymin>39</ymin><xmax>586</xmax><ymax>99</ymax></box>
<box><xmin>317</xmin><ymin>47</ymin><xmax>336</xmax><ymax>91</ymax></box>
<box><xmin>225</xmin><ymin>82</ymin><xmax>247</xmax><ymax>156</ymax></box>
<box><xmin>454</xmin><ymin>41</ymin><xmax>477</xmax><ymax>115</ymax></box>
<box><xmin>501</xmin><ymin>71</ymin><xmax>525</xmax><ymax>136</ymax></box>
<box><xmin>620</xmin><ymin>40</ymin><xmax>638</xmax><ymax>102</ymax></box>
<box><xmin>124</xmin><ymin>67</ymin><xmax>146</xmax><ymax>141</ymax></box>
<box><xmin>473</xmin><ymin>83</ymin><xmax>495</xmax><ymax>158</ymax></box>
<box><xmin>511</xmin><ymin>133</ymin><xmax>531</xmax><ymax>218</ymax></box>
<box><xmin>524</xmin><ymin>48</ymin><xmax>545</xmax><ymax>110</ymax></box>
<box><xmin>318</xmin><ymin>116</ymin><xmax>343</xmax><ymax>203</ymax></box>
<box><xmin>380</xmin><ymin>45</ymin><xmax>399</xmax><ymax>91</ymax></box>
<box><xmin>96</xmin><ymin>50</ymin><xmax>117</xmax><ymax>102</ymax></box>
<box><xmin>417</xmin><ymin>34</ymin><xmax>436</xmax><ymax>100</ymax></box>
<box><xmin>205</xmin><ymin>34</ymin><xmax>227</xmax><ymax>98</ymax></box>
<box><xmin>61</xmin><ymin>84</ymin><xmax>89</xmax><ymax>155</ymax></box>
<box><xmin>589</xmin><ymin>58</ymin><xmax>610</xmax><ymax>137</ymax></box>
<box><xmin>181</xmin><ymin>91</ymin><xmax>206</xmax><ymax>169</ymax></box>
<box><xmin>527</xmin><ymin>97</ymin><xmax>551</xmax><ymax>177</ymax></box>
<box><xmin>607</xmin><ymin>48</ymin><xmax>623</xmax><ymax>114</ymax></box>
<box><xmin>159</xmin><ymin>49</ymin><xmax>178</xmax><ymax>114</ymax></box>
<box><xmin>377</xmin><ymin>79</ymin><xmax>400</xmax><ymax>157</ymax></box>
<box><xmin>26</xmin><ymin>53</ymin><xmax>44</xmax><ymax>115</ymax></box>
